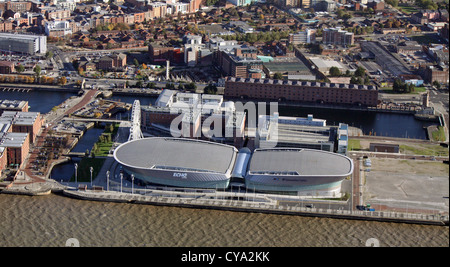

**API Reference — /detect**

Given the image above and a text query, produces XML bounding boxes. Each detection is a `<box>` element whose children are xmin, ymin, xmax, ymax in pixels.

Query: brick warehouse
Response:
<box><xmin>223</xmin><ymin>77</ymin><xmax>379</xmax><ymax>107</ymax></box>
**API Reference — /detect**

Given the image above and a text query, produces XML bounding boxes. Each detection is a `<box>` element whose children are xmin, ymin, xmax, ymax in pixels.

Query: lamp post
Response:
<box><xmin>74</xmin><ymin>163</ymin><xmax>78</xmax><ymax>187</ymax></box>
<box><xmin>90</xmin><ymin>166</ymin><xmax>94</xmax><ymax>187</ymax></box>
<box><xmin>131</xmin><ymin>174</ymin><xmax>134</xmax><ymax>194</ymax></box>
<box><xmin>106</xmin><ymin>171</ymin><xmax>110</xmax><ymax>192</ymax></box>
<box><xmin>120</xmin><ymin>172</ymin><xmax>123</xmax><ymax>193</ymax></box>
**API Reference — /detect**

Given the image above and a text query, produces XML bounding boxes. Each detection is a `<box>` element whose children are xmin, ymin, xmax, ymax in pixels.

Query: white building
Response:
<box><xmin>183</xmin><ymin>34</ymin><xmax>204</xmax><ymax>66</ymax></box>
<box><xmin>289</xmin><ymin>29</ymin><xmax>316</xmax><ymax>44</ymax></box>
<box><xmin>52</xmin><ymin>0</ymin><xmax>77</xmax><ymax>11</ymax></box>
<box><xmin>44</xmin><ymin>20</ymin><xmax>72</xmax><ymax>37</ymax></box>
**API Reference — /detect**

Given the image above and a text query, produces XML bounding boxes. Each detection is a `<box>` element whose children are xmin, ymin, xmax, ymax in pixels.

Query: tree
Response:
<box><xmin>385</xmin><ymin>0</ymin><xmax>399</xmax><ymax>7</ymax></box>
<box><xmin>58</xmin><ymin>76</ymin><xmax>67</xmax><ymax>85</ymax></box>
<box><xmin>329</xmin><ymin>66</ymin><xmax>341</xmax><ymax>77</ymax></box>
<box><xmin>34</xmin><ymin>65</ymin><xmax>41</xmax><ymax>78</ymax></box>
<box><xmin>185</xmin><ymin>82</ymin><xmax>197</xmax><ymax>91</ymax></box>
<box><xmin>16</xmin><ymin>64</ymin><xmax>25</xmax><ymax>73</ymax></box>
<box><xmin>273</xmin><ymin>73</ymin><xmax>284</xmax><ymax>80</ymax></box>
<box><xmin>45</xmin><ymin>51</ymin><xmax>54</xmax><ymax>59</ymax></box>
<box><xmin>204</xmin><ymin>84</ymin><xmax>218</xmax><ymax>95</ymax></box>
<box><xmin>432</xmin><ymin>80</ymin><xmax>441</xmax><ymax>89</ymax></box>
<box><xmin>355</xmin><ymin>66</ymin><xmax>366</xmax><ymax>77</ymax></box>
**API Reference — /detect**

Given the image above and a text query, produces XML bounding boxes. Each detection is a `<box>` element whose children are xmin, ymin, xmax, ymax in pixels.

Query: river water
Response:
<box><xmin>0</xmin><ymin>90</ymin><xmax>436</xmax><ymax>139</ymax></box>
<box><xmin>0</xmin><ymin>90</ymin><xmax>446</xmax><ymax>247</ymax></box>
<box><xmin>0</xmin><ymin>194</ymin><xmax>447</xmax><ymax>247</ymax></box>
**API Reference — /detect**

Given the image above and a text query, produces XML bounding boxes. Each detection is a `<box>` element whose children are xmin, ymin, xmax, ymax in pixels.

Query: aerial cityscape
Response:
<box><xmin>0</xmin><ymin>0</ymin><xmax>448</xmax><ymax>250</ymax></box>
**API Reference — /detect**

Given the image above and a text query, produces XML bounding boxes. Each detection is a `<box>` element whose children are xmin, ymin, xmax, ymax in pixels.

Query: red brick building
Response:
<box><xmin>0</xmin><ymin>61</ymin><xmax>14</xmax><ymax>74</ymax></box>
<box><xmin>0</xmin><ymin>132</ymin><xmax>30</xmax><ymax>168</ymax></box>
<box><xmin>224</xmin><ymin>77</ymin><xmax>379</xmax><ymax>107</ymax></box>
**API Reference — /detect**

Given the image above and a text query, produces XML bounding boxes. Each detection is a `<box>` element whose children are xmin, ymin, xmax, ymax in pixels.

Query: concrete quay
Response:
<box><xmin>61</xmin><ymin>188</ymin><xmax>449</xmax><ymax>226</ymax></box>
<box><xmin>1</xmin><ymin>178</ymin><xmax>447</xmax><ymax>226</ymax></box>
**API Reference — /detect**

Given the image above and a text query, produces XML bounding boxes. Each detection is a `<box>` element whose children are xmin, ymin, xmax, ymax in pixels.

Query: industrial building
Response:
<box><xmin>224</xmin><ymin>76</ymin><xmax>379</xmax><ymax>107</ymax></box>
<box><xmin>0</xmin><ymin>108</ymin><xmax>43</xmax><ymax>174</ymax></box>
<box><xmin>0</xmin><ymin>33</ymin><xmax>47</xmax><ymax>55</ymax></box>
<box><xmin>0</xmin><ymin>111</ymin><xmax>44</xmax><ymax>143</ymax></box>
<box><xmin>0</xmin><ymin>100</ymin><xmax>29</xmax><ymax>114</ymax></box>
<box><xmin>263</xmin><ymin>57</ymin><xmax>316</xmax><ymax>81</ymax></box>
<box><xmin>361</xmin><ymin>41</ymin><xmax>411</xmax><ymax>77</ymax></box>
<box><xmin>114</xmin><ymin>137</ymin><xmax>353</xmax><ymax>196</ymax></box>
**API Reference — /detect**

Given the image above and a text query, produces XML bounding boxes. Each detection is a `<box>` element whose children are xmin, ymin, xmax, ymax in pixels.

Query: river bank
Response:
<box><xmin>0</xmin><ymin>180</ymin><xmax>447</xmax><ymax>227</ymax></box>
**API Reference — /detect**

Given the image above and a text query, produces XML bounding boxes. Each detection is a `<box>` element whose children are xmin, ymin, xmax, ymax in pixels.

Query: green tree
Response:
<box><xmin>45</xmin><ymin>51</ymin><xmax>54</xmax><ymax>59</ymax></box>
<box><xmin>204</xmin><ymin>84</ymin><xmax>218</xmax><ymax>95</ymax></box>
<box><xmin>273</xmin><ymin>73</ymin><xmax>284</xmax><ymax>80</ymax></box>
<box><xmin>355</xmin><ymin>67</ymin><xmax>366</xmax><ymax>77</ymax></box>
<box><xmin>33</xmin><ymin>65</ymin><xmax>41</xmax><ymax>82</ymax></box>
<box><xmin>385</xmin><ymin>0</ymin><xmax>399</xmax><ymax>7</ymax></box>
<box><xmin>16</xmin><ymin>64</ymin><xmax>25</xmax><ymax>73</ymax></box>
<box><xmin>432</xmin><ymin>80</ymin><xmax>441</xmax><ymax>89</ymax></box>
<box><xmin>329</xmin><ymin>66</ymin><xmax>341</xmax><ymax>77</ymax></box>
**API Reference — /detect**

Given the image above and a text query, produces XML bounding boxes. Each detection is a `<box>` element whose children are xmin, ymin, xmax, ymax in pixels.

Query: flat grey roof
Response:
<box><xmin>248</xmin><ymin>148</ymin><xmax>353</xmax><ymax>176</ymax></box>
<box><xmin>114</xmin><ymin>137</ymin><xmax>238</xmax><ymax>174</ymax></box>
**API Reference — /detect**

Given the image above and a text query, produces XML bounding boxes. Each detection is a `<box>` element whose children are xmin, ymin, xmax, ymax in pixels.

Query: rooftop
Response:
<box><xmin>248</xmin><ymin>148</ymin><xmax>353</xmax><ymax>177</ymax></box>
<box><xmin>114</xmin><ymin>137</ymin><xmax>238</xmax><ymax>174</ymax></box>
<box><xmin>0</xmin><ymin>132</ymin><xmax>28</xmax><ymax>148</ymax></box>
<box><xmin>225</xmin><ymin>77</ymin><xmax>378</xmax><ymax>91</ymax></box>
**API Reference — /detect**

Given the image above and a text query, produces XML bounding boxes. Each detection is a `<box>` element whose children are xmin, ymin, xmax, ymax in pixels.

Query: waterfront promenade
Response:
<box><xmin>13</xmin><ymin>89</ymin><xmax>99</xmax><ymax>186</ymax></box>
<box><xmin>60</xmin><ymin>187</ymin><xmax>448</xmax><ymax>226</ymax></box>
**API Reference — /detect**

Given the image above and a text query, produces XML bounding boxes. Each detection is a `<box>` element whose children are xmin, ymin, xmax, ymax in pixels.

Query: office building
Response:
<box><xmin>0</xmin><ymin>33</ymin><xmax>47</xmax><ymax>55</ymax></box>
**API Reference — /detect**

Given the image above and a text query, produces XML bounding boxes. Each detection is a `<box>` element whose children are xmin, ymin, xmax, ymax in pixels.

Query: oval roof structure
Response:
<box><xmin>114</xmin><ymin>137</ymin><xmax>238</xmax><ymax>174</ymax></box>
<box><xmin>248</xmin><ymin>148</ymin><xmax>353</xmax><ymax>177</ymax></box>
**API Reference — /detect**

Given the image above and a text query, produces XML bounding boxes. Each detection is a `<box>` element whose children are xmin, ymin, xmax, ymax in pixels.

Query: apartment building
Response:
<box><xmin>0</xmin><ymin>111</ymin><xmax>43</xmax><ymax>143</ymax></box>
<box><xmin>322</xmin><ymin>27</ymin><xmax>354</xmax><ymax>46</ymax></box>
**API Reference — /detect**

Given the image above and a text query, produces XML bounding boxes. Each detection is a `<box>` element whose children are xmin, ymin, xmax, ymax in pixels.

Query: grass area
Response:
<box><xmin>91</xmin><ymin>123</ymin><xmax>120</xmax><ymax>157</ymax></box>
<box><xmin>69</xmin><ymin>124</ymin><xmax>120</xmax><ymax>182</ymax></box>
<box><xmin>348</xmin><ymin>139</ymin><xmax>361</xmax><ymax>151</ymax></box>
<box><xmin>400</xmin><ymin>144</ymin><xmax>449</xmax><ymax>157</ymax></box>
<box><xmin>397</xmin><ymin>4</ymin><xmax>419</xmax><ymax>14</ymax></box>
<box><xmin>71</xmin><ymin>157</ymin><xmax>106</xmax><ymax>183</ymax></box>
<box><xmin>431</xmin><ymin>126</ymin><xmax>446</xmax><ymax>142</ymax></box>
<box><xmin>380</xmin><ymin>86</ymin><xmax>427</xmax><ymax>94</ymax></box>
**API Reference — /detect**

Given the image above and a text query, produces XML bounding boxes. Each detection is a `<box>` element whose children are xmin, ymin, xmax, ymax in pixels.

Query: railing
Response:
<box><xmin>72</xmin><ymin>186</ymin><xmax>448</xmax><ymax>225</ymax></box>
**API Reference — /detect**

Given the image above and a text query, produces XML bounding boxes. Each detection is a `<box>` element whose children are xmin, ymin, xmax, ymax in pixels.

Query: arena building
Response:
<box><xmin>114</xmin><ymin>137</ymin><xmax>354</xmax><ymax>196</ymax></box>
<box><xmin>113</xmin><ymin>137</ymin><xmax>238</xmax><ymax>189</ymax></box>
<box><xmin>245</xmin><ymin>148</ymin><xmax>353</xmax><ymax>196</ymax></box>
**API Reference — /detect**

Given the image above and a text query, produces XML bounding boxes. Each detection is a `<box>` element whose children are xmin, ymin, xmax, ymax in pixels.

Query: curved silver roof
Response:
<box><xmin>114</xmin><ymin>137</ymin><xmax>238</xmax><ymax>175</ymax></box>
<box><xmin>248</xmin><ymin>148</ymin><xmax>353</xmax><ymax>177</ymax></box>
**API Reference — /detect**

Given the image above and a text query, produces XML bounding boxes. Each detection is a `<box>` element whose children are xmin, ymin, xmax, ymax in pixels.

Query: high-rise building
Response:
<box><xmin>289</xmin><ymin>29</ymin><xmax>316</xmax><ymax>44</ymax></box>
<box><xmin>322</xmin><ymin>27</ymin><xmax>354</xmax><ymax>46</ymax></box>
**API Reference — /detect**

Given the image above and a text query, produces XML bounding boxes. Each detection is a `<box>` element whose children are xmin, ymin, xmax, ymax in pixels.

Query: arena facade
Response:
<box><xmin>114</xmin><ymin>137</ymin><xmax>353</xmax><ymax>196</ymax></box>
